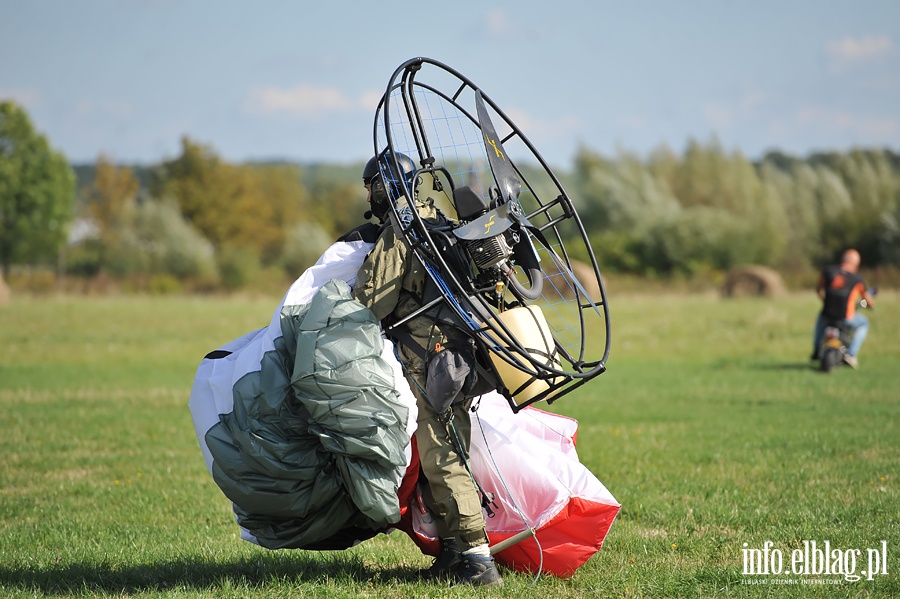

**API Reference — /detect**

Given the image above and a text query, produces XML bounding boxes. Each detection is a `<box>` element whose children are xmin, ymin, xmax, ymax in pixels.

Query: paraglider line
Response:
<box><xmin>473</xmin><ymin>411</ymin><xmax>545</xmax><ymax>586</ymax></box>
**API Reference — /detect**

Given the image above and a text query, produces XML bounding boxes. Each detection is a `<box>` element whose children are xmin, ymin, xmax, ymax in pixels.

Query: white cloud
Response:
<box><xmin>504</xmin><ymin>107</ymin><xmax>581</xmax><ymax>139</ymax></box>
<box><xmin>245</xmin><ymin>84</ymin><xmax>378</xmax><ymax>118</ymax></box>
<box><xmin>702</xmin><ymin>88</ymin><xmax>768</xmax><ymax>129</ymax></box>
<box><xmin>795</xmin><ymin>105</ymin><xmax>899</xmax><ymax>137</ymax></box>
<box><xmin>703</xmin><ymin>103</ymin><xmax>733</xmax><ymax>128</ymax></box>
<box><xmin>487</xmin><ymin>8</ymin><xmax>513</xmax><ymax>36</ymax></box>
<box><xmin>826</xmin><ymin>35</ymin><xmax>893</xmax><ymax>71</ymax></box>
<box><xmin>359</xmin><ymin>88</ymin><xmax>385</xmax><ymax>112</ymax></box>
<box><xmin>0</xmin><ymin>88</ymin><xmax>42</xmax><ymax>108</ymax></box>
<box><xmin>472</xmin><ymin>8</ymin><xmax>541</xmax><ymax>42</ymax></box>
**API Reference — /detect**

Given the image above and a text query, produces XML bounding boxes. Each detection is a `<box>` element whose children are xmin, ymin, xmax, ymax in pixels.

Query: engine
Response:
<box><xmin>451</xmin><ymin>185</ymin><xmax>542</xmax><ymax>300</ymax></box>
<box><xmin>452</xmin><ymin>185</ymin><xmax>512</xmax><ymax>269</ymax></box>
<box><xmin>466</xmin><ymin>230</ymin><xmax>516</xmax><ymax>270</ymax></box>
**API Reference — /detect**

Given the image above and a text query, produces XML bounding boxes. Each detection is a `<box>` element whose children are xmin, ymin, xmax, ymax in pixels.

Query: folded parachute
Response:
<box><xmin>189</xmin><ymin>241</ymin><xmax>417</xmax><ymax>550</ymax></box>
<box><xmin>189</xmin><ymin>239</ymin><xmax>619</xmax><ymax>574</ymax></box>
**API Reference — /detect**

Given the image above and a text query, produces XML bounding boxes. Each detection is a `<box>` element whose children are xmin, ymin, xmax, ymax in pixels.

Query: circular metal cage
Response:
<box><xmin>372</xmin><ymin>57</ymin><xmax>611</xmax><ymax>412</ymax></box>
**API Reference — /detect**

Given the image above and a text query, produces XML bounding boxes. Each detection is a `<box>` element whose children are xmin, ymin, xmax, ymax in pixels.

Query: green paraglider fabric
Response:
<box><xmin>204</xmin><ymin>279</ymin><xmax>410</xmax><ymax>549</ymax></box>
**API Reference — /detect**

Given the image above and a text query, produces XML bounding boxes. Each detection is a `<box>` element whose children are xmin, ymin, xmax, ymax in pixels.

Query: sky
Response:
<box><xmin>2</xmin><ymin>1</ymin><xmax>899</xmax><ymax>168</ymax></box>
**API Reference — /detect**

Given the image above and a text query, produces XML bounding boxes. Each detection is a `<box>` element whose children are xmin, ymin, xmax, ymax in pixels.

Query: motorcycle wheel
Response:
<box><xmin>820</xmin><ymin>348</ymin><xmax>841</xmax><ymax>373</ymax></box>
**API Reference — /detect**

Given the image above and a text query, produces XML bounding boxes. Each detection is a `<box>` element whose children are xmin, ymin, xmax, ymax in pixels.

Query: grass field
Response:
<box><xmin>1</xmin><ymin>290</ymin><xmax>897</xmax><ymax>598</ymax></box>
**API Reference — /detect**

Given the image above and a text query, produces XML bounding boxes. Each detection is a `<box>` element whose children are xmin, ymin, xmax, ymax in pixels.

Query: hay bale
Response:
<box><xmin>722</xmin><ymin>265</ymin><xmax>786</xmax><ymax>298</ymax></box>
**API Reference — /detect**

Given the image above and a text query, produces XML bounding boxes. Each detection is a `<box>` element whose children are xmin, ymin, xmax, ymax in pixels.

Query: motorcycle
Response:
<box><xmin>818</xmin><ymin>288</ymin><xmax>876</xmax><ymax>373</ymax></box>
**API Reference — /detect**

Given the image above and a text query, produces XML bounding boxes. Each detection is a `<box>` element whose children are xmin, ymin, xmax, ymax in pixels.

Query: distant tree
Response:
<box><xmin>150</xmin><ymin>137</ymin><xmax>308</xmax><ymax>263</ymax></box>
<box><xmin>280</xmin><ymin>221</ymin><xmax>332</xmax><ymax>276</ymax></box>
<box><xmin>148</xmin><ymin>137</ymin><xmax>229</xmax><ymax>244</ymax></box>
<box><xmin>830</xmin><ymin>149</ymin><xmax>900</xmax><ymax>264</ymax></box>
<box><xmin>572</xmin><ymin>139</ymin><xmax>799</xmax><ymax>275</ymax></box>
<box><xmin>78</xmin><ymin>155</ymin><xmax>140</xmax><ymax>272</ymax></box>
<box><xmin>309</xmin><ymin>181</ymin><xmax>368</xmax><ymax>239</ymax></box>
<box><xmin>759</xmin><ymin>161</ymin><xmax>822</xmax><ymax>271</ymax></box>
<box><xmin>242</xmin><ymin>164</ymin><xmax>310</xmax><ymax>262</ymax></box>
<box><xmin>0</xmin><ymin>101</ymin><xmax>75</xmax><ymax>278</ymax></box>
<box><xmin>85</xmin><ymin>154</ymin><xmax>139</xmax><ymax>236</ymax></box>
<box><xmin>108</xmin><ymin>199</ymin><xmax>218</xmax><ymax>282</ymax></box>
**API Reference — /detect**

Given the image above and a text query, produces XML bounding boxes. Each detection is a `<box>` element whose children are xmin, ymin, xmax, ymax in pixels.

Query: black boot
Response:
<box><xmin>419</xmin><ymin>538</ymin><xmax>460</xmax><ymax>580</ymax></box>
<box><xmin>453</xmin><ymin>552</ymin><xmax>503</xmax><ymax>587</ymax></box>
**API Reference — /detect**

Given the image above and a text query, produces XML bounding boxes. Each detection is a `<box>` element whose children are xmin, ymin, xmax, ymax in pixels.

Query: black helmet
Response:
<box><xmin>362</xmin><ymin>155</ymin><xmax>381</xmax><ymax>185</ymax></box>
<box><xmin>362</xmin><ymin>151</ymin><xmax>415</xmax><ymax>221</ymax></box>
<box><xmin>363</xmin><ymin>152</ymin><xmax>415</xmax><ymax>186</ymax></box>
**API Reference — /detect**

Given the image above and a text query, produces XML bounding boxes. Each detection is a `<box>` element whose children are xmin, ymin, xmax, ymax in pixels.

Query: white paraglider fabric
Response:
<box><xmin>189</xmin><ymin>239</ymin><xmax>380</xmax><ymax>471</ymax></box>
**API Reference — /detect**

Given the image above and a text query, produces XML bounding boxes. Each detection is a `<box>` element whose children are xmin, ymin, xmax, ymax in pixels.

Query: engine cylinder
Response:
<box><xmin>468</xmin><ymin>234</ymin><xmax>512</xmax><ymax>270</ymax></box>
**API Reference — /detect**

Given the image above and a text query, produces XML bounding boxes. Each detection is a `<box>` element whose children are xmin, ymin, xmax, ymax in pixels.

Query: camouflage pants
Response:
<box><xmin>397</xmin><ymin>343</ymin><xmax>488</xmax><ymax>551</ymax></box>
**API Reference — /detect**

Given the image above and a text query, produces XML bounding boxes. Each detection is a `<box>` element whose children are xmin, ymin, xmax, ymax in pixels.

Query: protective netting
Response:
<box><xmin>372</xmin><ymin>58</ymin><xmax>610</xmax><ymax>408</ymax></box>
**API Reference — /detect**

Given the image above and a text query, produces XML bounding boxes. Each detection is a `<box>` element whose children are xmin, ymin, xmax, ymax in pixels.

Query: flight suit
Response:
<box><xmin>353</xmin><ymin>202</ymin><xmax>488</xmax><ymax>551</ymax></box>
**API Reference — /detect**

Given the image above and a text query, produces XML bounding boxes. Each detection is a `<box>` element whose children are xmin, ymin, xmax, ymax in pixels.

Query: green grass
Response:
<box><xmin>1</xmin><ymin>292</ymin><xmax>897</xmax><ymax>598</ymax></box>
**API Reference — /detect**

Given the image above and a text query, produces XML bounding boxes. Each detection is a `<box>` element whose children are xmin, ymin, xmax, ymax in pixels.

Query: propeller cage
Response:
<box><xmin>372</xmin><ymin>57</ymin><xmax>612</xmax><ymax>412</ymax></box>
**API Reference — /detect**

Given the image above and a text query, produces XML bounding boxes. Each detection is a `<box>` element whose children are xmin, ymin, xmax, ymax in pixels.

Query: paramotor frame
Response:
<box><xmin>372</xmin><ymin>57</ymin><xmax>611</xmax><ymax>412</ymax></box>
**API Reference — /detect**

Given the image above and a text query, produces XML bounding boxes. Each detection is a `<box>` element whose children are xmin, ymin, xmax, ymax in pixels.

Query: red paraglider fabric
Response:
<box><xmin>395</xmin><ymin>397</ymin><xmax>620</xmax><ymax>578</ymax></box>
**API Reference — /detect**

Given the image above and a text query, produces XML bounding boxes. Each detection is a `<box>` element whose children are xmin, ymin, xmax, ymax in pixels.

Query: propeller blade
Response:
<box><xmin>453</xmin><ymin>204</ymin><xmax>516</xmax><ymax>241</ymax></box>
<box><xmin>475</xmin><ymin>90</ymin><xmax>521</xmax><ymax>204</ymax></box>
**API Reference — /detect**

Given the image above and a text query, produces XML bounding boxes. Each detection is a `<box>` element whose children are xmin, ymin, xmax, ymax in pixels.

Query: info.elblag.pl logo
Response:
<box><xmin>742</xmin><ymin>540</ymin><xmax>889</xmax><ymax>583</ymax></box>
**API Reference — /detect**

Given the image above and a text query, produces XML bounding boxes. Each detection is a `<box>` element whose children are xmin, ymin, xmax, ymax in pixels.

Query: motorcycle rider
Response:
<box><xmin>352</xmin><ymin>152</ymin><xmax>503</xmax><ymax>587</ymax></box>
<box><xmin>811</xmin><ymin>248</ymin><xmax>875</xmax><ymax>369</ymax></box>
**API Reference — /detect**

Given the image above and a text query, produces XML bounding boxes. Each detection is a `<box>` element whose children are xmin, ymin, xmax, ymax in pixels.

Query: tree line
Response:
<box><xmin>2</xmin><ymin>99</ymin><xmax>899</xmax><ymax>293</ymax></box>
<box><xmin>67</xmin><ymin>138</ymin><xmax>369</xmax><ymax>292</ymax></box>
<box><xmin>572</xmin><ymin>141</ymin><xmax>900</xmax><ymax>279</ymax></box>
